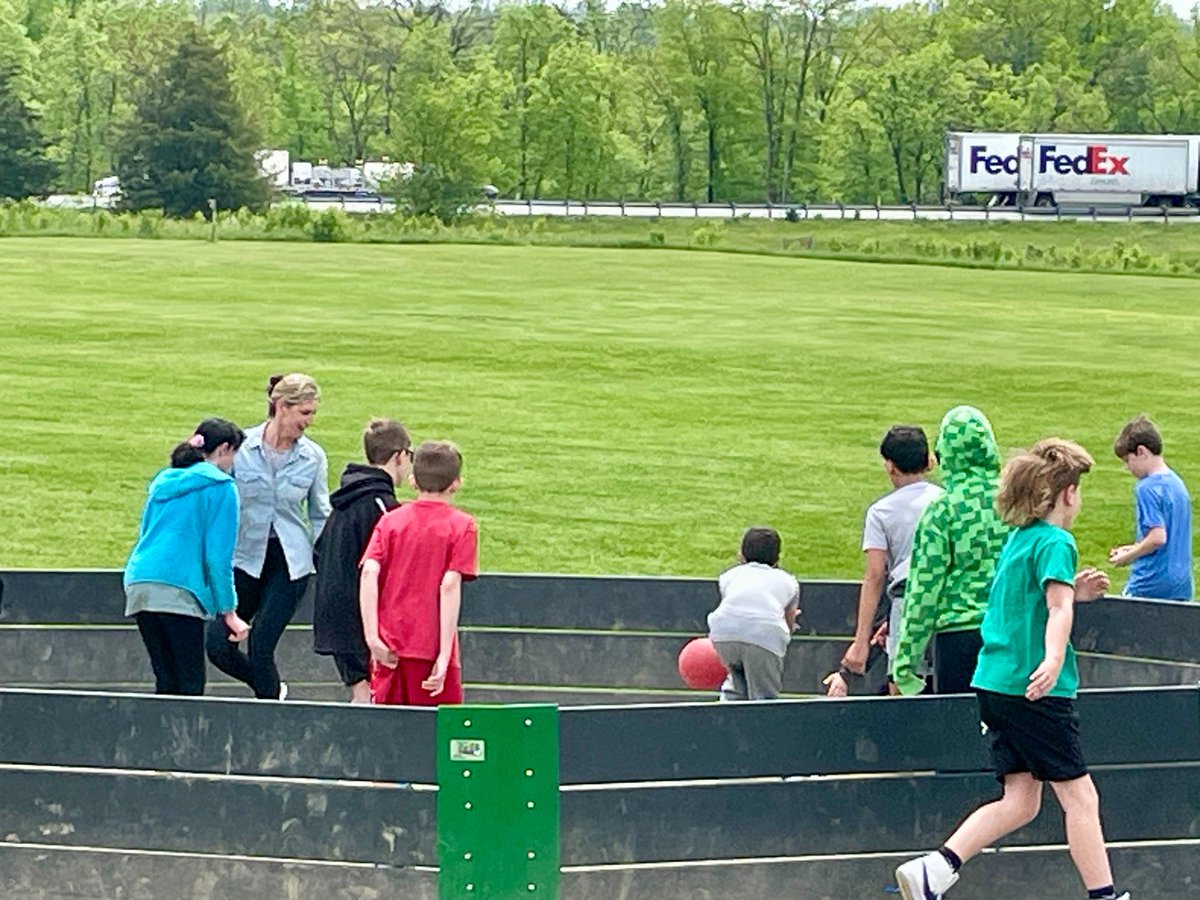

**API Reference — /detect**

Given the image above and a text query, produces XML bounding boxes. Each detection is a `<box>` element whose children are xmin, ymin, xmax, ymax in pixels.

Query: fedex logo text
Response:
<box><xmin>1038</xmin><ymin>145</ymin><xmax>1130</xmax><ymax>176</ymax></box>
<box><xmin>968</xmin><ymin>146</ymin><xmax>1018</xmax><ymax>175</ymax></box>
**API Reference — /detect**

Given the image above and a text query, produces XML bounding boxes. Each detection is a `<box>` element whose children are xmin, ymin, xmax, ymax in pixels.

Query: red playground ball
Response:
<box><xmin>677</xmin><ymin>637</ymin><xmax>728</xmax><ymax>690</ymax></box>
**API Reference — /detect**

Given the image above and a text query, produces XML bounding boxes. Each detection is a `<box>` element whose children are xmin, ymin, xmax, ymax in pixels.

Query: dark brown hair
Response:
<box><xmin>880</xmin><ymin>425</ymin><xmax>931</xmax><ymax>475</ymax></box>
<box><xmin>413</xmin><ymin>440</ymin><xmax>463</xmax><ymax>492</ymax></box>
<box><xmin>170</xmin><ymin>418</ymin><xmax>246</xmax><ymax>468</ymax></box>
<box><xmin>741</xmin><ymin>527</ymin><xmax>782</xmax><ymax>566</ymax></box>
<box><xmin>363</xmin><ymin>418</ymin><xmax>411</xmax><ymax>465</ymax></box>
<box><xmin>1113</xmin><ymin>414</ymin><xmax>1163</xmax><ymax>458</ymax></box>
<box><xmin>997</xmin><ymin>438</ymin><xmax>1094</xmax><ymax>527</ymax></box>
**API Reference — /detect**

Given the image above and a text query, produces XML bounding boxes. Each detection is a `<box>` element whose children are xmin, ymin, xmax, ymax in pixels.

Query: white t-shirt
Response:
<box><xmin>707</xmin><ymin>562</ymin><xmax>800</xmax><ymax>658</ymax></box>
<box><xmin>862</xmin><ymin>480</ymin><xmax>942</xmax><ymax>662</ymax></box>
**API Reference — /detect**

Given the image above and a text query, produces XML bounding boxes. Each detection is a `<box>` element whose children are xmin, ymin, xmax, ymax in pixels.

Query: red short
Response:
<box><xmin>370</xmin><ymin>657</ymin><xmax>463</xmax><ymax>706</ymax></box>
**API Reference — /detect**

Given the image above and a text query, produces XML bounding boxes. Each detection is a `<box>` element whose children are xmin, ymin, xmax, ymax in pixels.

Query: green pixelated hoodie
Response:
<box><xmin>893</xmin><ymin>406</ymin><xmax>1011</xmax><ymax>696</ymax></box>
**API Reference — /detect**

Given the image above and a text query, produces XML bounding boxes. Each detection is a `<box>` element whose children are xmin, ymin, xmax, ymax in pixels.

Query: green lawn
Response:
<box><xmin>2</xmin><ymin>237</ymin><xmax>1197</xmax><ymax>591</ymax></box>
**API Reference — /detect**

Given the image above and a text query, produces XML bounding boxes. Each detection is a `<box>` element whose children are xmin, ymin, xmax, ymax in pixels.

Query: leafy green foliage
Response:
<box><xmin>116</xmin><ymin>22</ymin><xmax>268</xmax><ymax>217</ymax></box>
<box><xmin>2</xmin><ymin>0</ymin><xmax>1200</xmax><ymax>206</ymax></box>
<box><xmin>0</xmin><ymin>67</ymin><xmax>54</xmax><ymax>199</ymax></box>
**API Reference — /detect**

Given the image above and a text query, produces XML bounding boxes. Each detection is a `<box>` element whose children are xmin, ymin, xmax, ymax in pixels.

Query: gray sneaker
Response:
<box><xmin>895</xmin><ymin>852</ymin><xmax>959</xmax><ymax>900</ymax></box>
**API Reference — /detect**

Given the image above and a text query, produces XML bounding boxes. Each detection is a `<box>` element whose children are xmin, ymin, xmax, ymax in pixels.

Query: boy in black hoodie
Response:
<box><xmin>313</xmin><ymin>418</ymin><xmax>412</xmax><ymax>702</ymax></box>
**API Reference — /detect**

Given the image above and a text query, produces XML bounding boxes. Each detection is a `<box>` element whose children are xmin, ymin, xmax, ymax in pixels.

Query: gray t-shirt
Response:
<box><xmin>260</xmin><ymin>441</ymin><xmax>293</xmax><ymax>538</ymax></box>
<box><xmin>862</xmin><ymin>480</ymin><xmax>943</xmax><ymax>662</ymax></box>
<box><xmin>708</xmin><ymin>562</ymin><xmax>800</xmax><ymax>658</ymax></box>
<box><xmin>124</xmin><ymin>582</ymin><xmax>207</xmax><ymax>619</ymax></box>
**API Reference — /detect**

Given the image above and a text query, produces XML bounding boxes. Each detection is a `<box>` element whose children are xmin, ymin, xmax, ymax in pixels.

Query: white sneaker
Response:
<box><xmin>278</xmin><ymin>681</ymin><xmax>289</xmax><ymax>701</ymax></box>
<box><xmin>895</xmin><ymin>852</ymin><xmax>959</xmax><ymax>900</ymax></box>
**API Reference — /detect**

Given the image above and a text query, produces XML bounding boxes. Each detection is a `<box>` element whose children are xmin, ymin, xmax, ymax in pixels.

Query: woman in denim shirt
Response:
<box><xmin>206</xmin><ymin>373</ymin><xmax>332</xmax><ymax>699</ymax></box>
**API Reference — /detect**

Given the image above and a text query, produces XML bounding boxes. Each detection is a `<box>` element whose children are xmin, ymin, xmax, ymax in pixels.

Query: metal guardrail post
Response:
<box><xmin>874</xmin><ymin>203</ymin><xmax>881</xmax><ymax>221</ymax></box>
<box><xmin>619</xmin><ymin>200</ymin><xmax>625</xmax><ymax>217</ymax></box>
<box><xmin>910</xmin><ymin>202</ymin><xmax>918</xmax><ymax>221</ymax></box>
<box><xmin>837</xmin><ymin>201</ymin><xmax>845</xmax><ymax>220</ymax></box>
<box><xmin>693</xmin><ymin>201</ymin><xmax>700</xmax><ymax>218</ymax></box>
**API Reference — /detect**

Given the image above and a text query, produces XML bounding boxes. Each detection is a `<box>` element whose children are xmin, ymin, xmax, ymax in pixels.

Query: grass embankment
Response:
<box><xmin>5</xmin><ymin>199</ymin><xmax>1200</xmax><ymax>278</ymax></box>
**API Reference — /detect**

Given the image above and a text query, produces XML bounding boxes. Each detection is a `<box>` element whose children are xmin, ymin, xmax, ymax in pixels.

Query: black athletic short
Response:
<box><xmin>333</xmin><ymin>651</ymin><xmax>370</xmax><ymax>687</ymax></box>
<box><xmin>977</xmin><ymin>689</ymin><xmax>1088</xmax><ymax>783</ymax></box>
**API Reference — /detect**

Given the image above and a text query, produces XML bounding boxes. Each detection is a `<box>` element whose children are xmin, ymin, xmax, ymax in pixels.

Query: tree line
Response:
<box><xmin>2</xmin><ymin>0</ymin><xmax>1199</xmax><ymax>215</ymax></box>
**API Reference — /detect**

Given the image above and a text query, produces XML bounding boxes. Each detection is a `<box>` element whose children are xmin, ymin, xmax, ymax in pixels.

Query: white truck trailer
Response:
<box><xmin>945</xmin><ymin>132</ymin><xmax>1200</xmax><ymax>207</ymax></box>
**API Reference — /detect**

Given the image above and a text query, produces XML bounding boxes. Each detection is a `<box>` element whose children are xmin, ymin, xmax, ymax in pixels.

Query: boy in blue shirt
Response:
<box><xmin>1109</xmin><ymin>415</ymin><xmax>1193</xmax><ymax>601</ymax></box>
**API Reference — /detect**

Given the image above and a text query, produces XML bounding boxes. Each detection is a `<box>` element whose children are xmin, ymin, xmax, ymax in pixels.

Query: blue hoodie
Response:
<box><xmin>124</xmin><ymin>461</ymin><xmax>240</xmax><ymax>617</ymax></box>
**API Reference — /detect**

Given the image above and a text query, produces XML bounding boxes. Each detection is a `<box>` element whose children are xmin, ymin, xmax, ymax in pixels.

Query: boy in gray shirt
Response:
<box><xmin>826</xmin><ymin>426</ymin><xmax>942</xmax><ymax>697</ymax></box>
<box><xmin>708</xmin><ymin>527</ymin><xmax>800</xmax><ymax>701</ymax></box>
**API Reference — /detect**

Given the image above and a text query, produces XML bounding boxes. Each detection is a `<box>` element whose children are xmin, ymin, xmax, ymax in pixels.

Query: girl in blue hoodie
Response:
<box><xmin>124</xmin><ymin>418</ymin><xmax>252</xmax><ymax>695</ymax></box>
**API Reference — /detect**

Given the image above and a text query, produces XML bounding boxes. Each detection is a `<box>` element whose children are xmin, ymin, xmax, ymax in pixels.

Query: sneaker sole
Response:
<box><xmin>894</xmin><ymin>867</ymin><xmax>924</xmax><ymax>900</ymax></box>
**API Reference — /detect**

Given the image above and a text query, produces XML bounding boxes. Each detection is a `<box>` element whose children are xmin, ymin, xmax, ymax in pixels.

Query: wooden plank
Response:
<box><xmin>558</xmin><ymin>687</ymin><xmax>1200</xmax><ymax>783</ymax></box>
<box><xmin>560</xmin><ymin>765</ymin><xmax>1200</xmax><ymax>864</ymax></box>
<box><xmin>0</xmin><ymin>844</ymin><xmax>437</xmax><ymax>900</ymax></box>
<box><xmin>0</xmin><ymin>767</ymin><xmax>436</xmax><ymax>865</ymax></box>
<box><xmin>563</xmin><ymin>842</ymin><xmax>1200</xmax><ymax>899</ymax></box>
<box><xmin>0</xmin><ymin>688</ymin><xmax>437</xmax><ymax>782</ymax></box>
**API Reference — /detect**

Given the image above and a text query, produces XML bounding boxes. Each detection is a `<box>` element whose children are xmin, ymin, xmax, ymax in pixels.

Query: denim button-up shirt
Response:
<box><xmin>232</xmin><ymin>423</ymin><xmax>331</xmax><ymax>580</ymax></box>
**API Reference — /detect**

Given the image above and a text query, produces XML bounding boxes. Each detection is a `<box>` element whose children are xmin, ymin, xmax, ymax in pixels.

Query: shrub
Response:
<box><xmin>267</xmin><ymin>203</ymin><xmax>312</xmax><ymax>232</ymax></box>
<box><xmin>311</xmin><ymin>209</ymin><xmax>347</xmax><ymax>243</ymax></box>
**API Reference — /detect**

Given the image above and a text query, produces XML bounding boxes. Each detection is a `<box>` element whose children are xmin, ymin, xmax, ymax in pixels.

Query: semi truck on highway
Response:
<box><xmin>945</xmin><ymin>132</ymin><xmax>1200</xmax><ymax>208</ymax></box>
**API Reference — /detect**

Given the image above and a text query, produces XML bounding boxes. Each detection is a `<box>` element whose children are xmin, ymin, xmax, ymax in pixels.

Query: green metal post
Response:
<box><xmin>437</xmin><ymin>704</ymin><xmax>560</xmax><ymax>899</ymax></box>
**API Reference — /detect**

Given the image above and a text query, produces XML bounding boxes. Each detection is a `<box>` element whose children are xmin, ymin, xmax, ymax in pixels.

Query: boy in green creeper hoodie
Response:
<box><xmin>893</xmin><ymin>406</ymin><xmax>1011</xmax><ymax>696</ymax></box>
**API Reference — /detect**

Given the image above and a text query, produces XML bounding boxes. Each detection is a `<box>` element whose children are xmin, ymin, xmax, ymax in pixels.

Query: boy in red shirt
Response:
<box><xmin>359</xmin><ymin>441</ymin><xmax>478</xmax><ymax>705</ymax></box>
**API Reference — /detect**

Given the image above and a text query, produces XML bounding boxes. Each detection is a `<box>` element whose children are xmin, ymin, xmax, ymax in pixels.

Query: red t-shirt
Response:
<box><xmin>361</xmin><ymin>499</ymin><xmax>479</xmax><ymax>664</ymax></box>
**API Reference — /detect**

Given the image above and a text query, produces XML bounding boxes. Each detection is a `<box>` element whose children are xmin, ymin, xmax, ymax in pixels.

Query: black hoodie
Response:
<box><xmin>312</xmin><ymin>463</ymin><xmax>400</xmax><ymax>654</ymax></box>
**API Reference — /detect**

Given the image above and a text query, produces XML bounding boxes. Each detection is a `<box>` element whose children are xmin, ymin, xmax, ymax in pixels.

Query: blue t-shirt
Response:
<box><xmin>1125</xmin><ymin>470</ymin><xmax>1193</xmax><ymax>601</ymax></box>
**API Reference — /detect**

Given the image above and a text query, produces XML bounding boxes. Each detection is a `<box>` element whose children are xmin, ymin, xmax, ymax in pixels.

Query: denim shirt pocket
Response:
<box><xmin>238</xmin><ymin>473</ymin><xmax>275</xmax><ymax>524</ymax></box>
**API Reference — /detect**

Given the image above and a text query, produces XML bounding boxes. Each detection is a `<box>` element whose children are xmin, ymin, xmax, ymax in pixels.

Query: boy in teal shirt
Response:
<box><xmin>896</xmin><ymin>439</ymin><xmax>1128</xmax><ymax>900</ymax></box>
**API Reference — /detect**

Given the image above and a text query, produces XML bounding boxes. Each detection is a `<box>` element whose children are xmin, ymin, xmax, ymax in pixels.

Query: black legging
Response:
<box><xmin>206</xmin><ymin>539</ymin><xmax>309</xmax><ymax>699</ymax></box>
<box><xmin>136</xmin><ymin>611</ymin><xmax>207</xmax><ymax>696</ymax></box>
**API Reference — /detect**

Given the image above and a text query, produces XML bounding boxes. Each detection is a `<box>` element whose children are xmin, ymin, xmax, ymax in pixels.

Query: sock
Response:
<box><xmin>937</xmin><ymin>846</ymin><xmax>963</xmax><ymax>872</ymax></box>
<box><xmin>1087</xmin><ymin>887</ymin><xmax>1116</xmax><ymax>900</ymax></box>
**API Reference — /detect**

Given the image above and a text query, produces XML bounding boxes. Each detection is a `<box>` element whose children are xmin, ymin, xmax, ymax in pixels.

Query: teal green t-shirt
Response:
<box><xmin>972</xmin><ymin>520</ymin><xmax>1079</xmax><ymax>699</ymax></box>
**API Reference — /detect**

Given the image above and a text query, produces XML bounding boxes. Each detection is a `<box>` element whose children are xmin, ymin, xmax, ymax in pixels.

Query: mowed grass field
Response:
<box><xmin>2</xmin><ymin>236</ymin><xmax>1198</xmax><ymax>590</ymax></box>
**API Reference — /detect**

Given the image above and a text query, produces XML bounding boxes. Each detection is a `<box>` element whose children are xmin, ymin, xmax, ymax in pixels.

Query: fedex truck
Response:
<box><xmin>945</xmin><ymin>132</ymin><xmax>1200</xmax><ymax>207</ymax></box>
